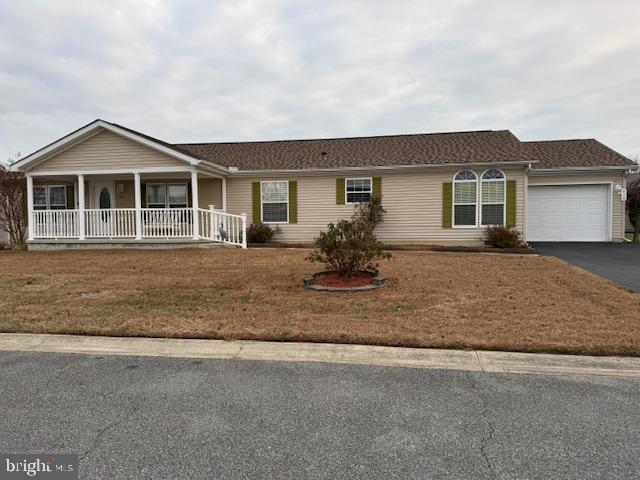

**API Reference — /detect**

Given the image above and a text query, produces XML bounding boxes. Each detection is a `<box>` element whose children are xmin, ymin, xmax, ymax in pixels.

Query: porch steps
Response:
<box><xmin>27</xmin><ymin>239</ymin><xmax>231</xmax><ymax>251</ymax></box>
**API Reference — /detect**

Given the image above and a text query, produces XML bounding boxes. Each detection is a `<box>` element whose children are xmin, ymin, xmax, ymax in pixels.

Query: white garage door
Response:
<box><xmin>526</xmin><ymin>185</ymin><xmax>609</xmax><ymax>241</ymax></box>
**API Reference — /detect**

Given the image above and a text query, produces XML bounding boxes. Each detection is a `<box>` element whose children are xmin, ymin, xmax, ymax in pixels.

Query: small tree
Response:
<box><xmin>353</xmin><ymin>194</ymin><xmax>386</xmax><ymax>231</ymax></box>
<box><xmin>627</xmin><ymin>177</ymin><xmax>640</xmax><ymax>243</ymax></box>
<box><xmin>0</xmin><ymin>165</ymin><xmax>27</xmax><ymax>249</ymax></box>
<box><xmin>306</xmin><ymin>195</ymin><xmax>390</xmax><ymax>277</ymax></box>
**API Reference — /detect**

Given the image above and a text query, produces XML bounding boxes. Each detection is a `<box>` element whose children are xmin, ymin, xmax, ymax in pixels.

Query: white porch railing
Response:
<box><xmin>198</xmin><ymin>208</ymin><xmax>246</xmax><ymax>247</ymax></box>
<box><xmin>85</xmin><ymin>209</ymin><xmax>136</xmax><ymax>238</ymax></box>
<box><xmin>32</xmin><ymin>210</ymin><xmax>80</xmax><ymax>239</ymax></box>
<box><xmin>142</xmin><ymin>208</ymin><xmax>193</xmax><ymax>238</ymax></box>
<box><xmin>31</xmin><ymin>208</ymin><xmax>247</xmax><ymax>248</ymax></box>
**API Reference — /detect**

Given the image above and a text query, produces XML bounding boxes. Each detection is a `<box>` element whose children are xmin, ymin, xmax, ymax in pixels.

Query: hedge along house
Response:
<box><xmin>10</xmin><ymin>119</ymin><xmax>638</xmax><ymax>250</ymax></box>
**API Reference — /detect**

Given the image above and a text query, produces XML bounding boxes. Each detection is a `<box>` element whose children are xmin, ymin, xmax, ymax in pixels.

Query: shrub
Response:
<box><xmin>306</xmin><ymin>220</ymin><xmax>390</xmax><ymax>277</ymax></box>
<box><xmin>247</xmin><ymin>223</ymin><xmax>281</xmax><ymax>243</ymax></box>
<box><xmin>484</xmin><ymin>225</ymin><xmax>524</xmax><ymax>249</ymax></box>
<box><xmin>307</xmin><ymin>195</ymin><xmax>390</xmax><ymax>277</ymax></box>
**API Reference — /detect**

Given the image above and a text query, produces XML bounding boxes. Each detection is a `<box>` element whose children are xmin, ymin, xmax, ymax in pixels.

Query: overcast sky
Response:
<box><xmin>1</xmin><ymin>0</ymin><xmax>639</xmax><ymax>163</ymax></box>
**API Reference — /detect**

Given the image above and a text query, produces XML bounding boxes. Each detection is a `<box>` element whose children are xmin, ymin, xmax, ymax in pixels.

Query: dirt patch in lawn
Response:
<box><xmin>0</xmin><ymin>249</ymin><xmax>638</xmax><ymax>356</ymax></box>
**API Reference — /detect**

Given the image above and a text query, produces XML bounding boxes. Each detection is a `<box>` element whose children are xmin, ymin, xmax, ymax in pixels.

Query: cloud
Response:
<box><xmin>1</xmin><ymin>0</ymin><xmax>639</xmax><ymax>161</ymax></box>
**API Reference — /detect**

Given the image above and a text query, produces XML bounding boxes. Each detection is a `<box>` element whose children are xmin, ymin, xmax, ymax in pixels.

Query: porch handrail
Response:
<box><xmin>85</xmin><ymin>208</ymin><xmax>137</xmax><ymax>238</ymax></box>
<box><xmin>32</xmin><ymin>209</ymin><xmax>80</xmax><ymax>239</ymax></box>
<box><xmin>198</xmin><ymin>208</ymin><xmax>247</xmax><ymax>248</ymax></box>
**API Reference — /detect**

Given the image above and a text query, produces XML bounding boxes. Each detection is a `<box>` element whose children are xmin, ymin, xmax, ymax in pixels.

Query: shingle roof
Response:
<box><xmin>521</xmin><ymin>139</ymin><xmax>635</xmax><ymax>169</ymax></box>
<box><xmin>174</xmin><ymin>130</ymin><xmax>527</xmax><ymax>171</ymax></box>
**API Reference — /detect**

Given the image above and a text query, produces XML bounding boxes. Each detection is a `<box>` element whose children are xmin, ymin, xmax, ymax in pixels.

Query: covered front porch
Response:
<box><xmin>26</xmin><ymin>167</ymin><xmax>247</xmax><ymax>248</ymax></box>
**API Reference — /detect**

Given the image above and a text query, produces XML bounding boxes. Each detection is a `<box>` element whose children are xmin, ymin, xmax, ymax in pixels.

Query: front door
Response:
<box><xmin>92</xmin><ymin>181</ymin><xmax>115</xmax><ymax>236</ymax></box>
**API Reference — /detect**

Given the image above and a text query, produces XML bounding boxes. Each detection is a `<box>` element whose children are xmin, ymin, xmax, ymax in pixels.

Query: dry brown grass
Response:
<box><xmin>0</xmin><ymin>248</ymin><xmax>638</xmax><ymax>356</ymax></box>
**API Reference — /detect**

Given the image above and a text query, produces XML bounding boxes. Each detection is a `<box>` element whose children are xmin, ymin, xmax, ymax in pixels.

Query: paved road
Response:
<box><xmin>1</xmin><ymin>351</ymin><xmax>639</xmax><ymax>479</ymax></box>
<box><xmin>533</xmin><ymin>242</ymin><xmax>640</xmax><ymax>292</ymax></box>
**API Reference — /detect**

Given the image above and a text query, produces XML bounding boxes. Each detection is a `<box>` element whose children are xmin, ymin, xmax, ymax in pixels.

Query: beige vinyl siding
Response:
<box><xmin>528</xmin><ymin>172</ymin><xmax>626</xmax><ymax>241</ymax></box>
<box><xmin>197</xmin><ymin>178</ymin><xmax>223</xmax><ymax>209</ymax></box>
<box><xmin>227</xmin><ymin>167</ymin><xmax>526</xmax><ymax>245</ymax></box>
<box><xmin>27</xmin><ymin>130</ymin><xmax>186</xmax><ymax>172</ymax></box>
<box><xmin>113</xmin><ymin>178</ymin><xmax>221</xmax><ymax>209</ymax></box>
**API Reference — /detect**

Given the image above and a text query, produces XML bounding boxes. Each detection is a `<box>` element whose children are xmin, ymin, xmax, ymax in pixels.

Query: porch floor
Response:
<box><xmin>27</xmin><ymin>239</ymin><xmax>228</xmax><ymax>251</ymax></box>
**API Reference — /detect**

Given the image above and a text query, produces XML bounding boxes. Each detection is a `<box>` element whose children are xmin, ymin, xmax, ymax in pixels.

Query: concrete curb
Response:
<box><xmin>0</xmin><ymin>333</ymin><xmax>639</xmax><ymax>378</ymax></box>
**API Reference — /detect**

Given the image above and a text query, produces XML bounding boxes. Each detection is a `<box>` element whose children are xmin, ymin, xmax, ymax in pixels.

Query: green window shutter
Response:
<box><xmin>372</xmin><ymin>177</ymin><xmax>382</xmax><ymax>198</ymax></box>
<box><xmin>506</xmin><ymin>180</ymin><xmax>516</xmax><ymax>227</ymax></box>
<box><xmin>288</xmin><ymin>180</ymin><xmax>297</xmax><ymax>224</ymax></box>
<box><xmin>66</xmin><ymin>185</ymin><xmax>75</xmax><ymax>209</ymax></box>
<box><xmin>252</xmin><ymin>182</ymin><xmax>261</xmax><ymax>223</ymax></box>
<box><xmin>442</xmin><ymin>182</ymin><xmax>453</xmax><ymax>229</ymax></box>
<box><xmin>141</xmin><ymin>184</ymin><xmax>147</xmax><ymax>208</ymax></box>
<box><xmin>336</xmin><ymin>178</ymin><xmax>345</xmax><ymax>204</ymax></box>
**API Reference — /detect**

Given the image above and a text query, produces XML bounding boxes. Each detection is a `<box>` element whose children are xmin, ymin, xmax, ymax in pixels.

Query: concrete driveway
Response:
<box><xmin>1</xmin><ymin>351</ymin><xmax>640</xmax><ymax>479</ymax></box>
<box><xmin>532</xmin><ymin>242</ymin><xmax>640</xmax><ymax>292</ymax></box>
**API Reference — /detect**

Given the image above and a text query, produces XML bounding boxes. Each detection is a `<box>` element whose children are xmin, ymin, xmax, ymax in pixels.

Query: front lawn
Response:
<box><xmin>0</xmin><ymin>249</ymin><xmax>638</xmax><ymax>356</ymax></box>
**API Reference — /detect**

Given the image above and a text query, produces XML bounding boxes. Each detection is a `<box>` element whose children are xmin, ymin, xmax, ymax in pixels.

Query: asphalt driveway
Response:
<box><xmin>532</xmin><ymin>242</ymin><xmax>640</xmax><ymax>292</ymax></box>
<box><xmin>1</xmin><ymin>351</ymin><xmax>639</xmax><ymax>479</ymax></box>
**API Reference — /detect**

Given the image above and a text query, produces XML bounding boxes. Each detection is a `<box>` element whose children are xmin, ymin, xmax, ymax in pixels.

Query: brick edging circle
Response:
<box><xmin>303</xmin><ymin>272</ymin><xmax>387</xmax><ymax>292</ymax></box>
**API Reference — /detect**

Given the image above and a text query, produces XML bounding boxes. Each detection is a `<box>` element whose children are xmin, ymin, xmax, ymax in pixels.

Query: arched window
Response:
<box><xmin>453</xmin><ymin>170</ymin><xmax>478</xmax><ymax>226</ymax></box>
<box><xmin>481</xmin><ymin>169</ymin><xmax>506</xmax><ymax>226</ymax></box>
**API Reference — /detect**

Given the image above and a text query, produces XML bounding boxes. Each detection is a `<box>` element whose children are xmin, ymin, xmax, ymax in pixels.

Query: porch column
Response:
<box><xmin>191</xmin><ymin>170</ymin><xmax>200</xmax><ymax>240</ymax></box>
<box><xmin>77</xmin><ymin>174</ymin><xmax>85</xmax><ymax>240</ymax></box>
<box><xmin>134</xmin><ymin>173</ymin><xmax>142</xmax><ymax>240</ymax></box>
<box><xmin>26</xmin><ymin>174</ymin><xmax>34</xmax><ymax>241</ymax></box>
<box><xmin>222</xmin><ymin>177</ymin><xmax>227</xmax><ymax>211</ymax></box>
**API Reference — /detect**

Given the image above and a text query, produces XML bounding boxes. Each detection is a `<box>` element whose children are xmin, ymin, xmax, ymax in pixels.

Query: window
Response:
<box><xmin>33</xmin><ymin>186</ymin><xmax>48</xmax><ymax>210</ymax></box>
<box><xmin>146</xmin><ymin>183</ymin><xmax>188</xmax><ymax>208</ymax></box>
<box><xmin>453</xmin><ymin>170</ymin><xmax>477</xmax><ymax>226</ymax></box>
<box><xmin>261</xmin><ymin>181</ymin><xmax>288</xmax><ymax>223</ymax></box>
<box><xmin>481</xmin><ymin>169</ymin><xmax>505</xmax><ymax>225</ymax></box>
<box><xmin>168</xmin><ymin>184</ymin><xmax>188</xmax><ymax>208</ymax></box>
<box><xmin>33</xmin><ymin>185</ymin><xmax>67</xmax><ymax>210</ymax></box>
<box><xmin>146</xmin><ymin>184</ymin><xmax>167</xmax><ymax>208</ymax></box>
<box><xmin>346</xmin><ymin>178</ymin><xmax>372</xmax><ymax>204</ymax></box>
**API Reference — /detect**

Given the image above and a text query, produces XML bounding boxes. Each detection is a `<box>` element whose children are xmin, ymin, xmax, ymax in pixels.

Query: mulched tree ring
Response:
<box><xmin>303</xmin><ymin>271</ymin><xmax>387</xmax><ymax>292</ymax></box>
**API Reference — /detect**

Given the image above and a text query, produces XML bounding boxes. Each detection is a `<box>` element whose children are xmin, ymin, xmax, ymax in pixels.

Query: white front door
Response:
<box><xmin>526</xmin><ymin>184</ymin><xmax>610</xmax><ymax>241</ymax></box>
<box><xmin>92</xmin><ymin>181</ymin><xmax>115</xmax><ymax>236</ymax></box>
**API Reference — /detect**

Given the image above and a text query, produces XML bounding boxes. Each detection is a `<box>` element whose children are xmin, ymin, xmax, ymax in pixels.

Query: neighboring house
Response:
<box><xmin>9</xmin><ymin>119</ymin><xmax>639</xmax><ymax>250</ymax></box>
<box><xmin>626</xmin><ymin>173</ymin><xmax>639</xmax><ymax>234</ymax></box>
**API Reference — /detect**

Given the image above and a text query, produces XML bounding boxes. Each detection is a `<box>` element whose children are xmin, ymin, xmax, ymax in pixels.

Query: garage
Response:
<box><xmin>526</xmin><ymin>184</ymin><xmax>610</xmax><ymax>241</ymax></box>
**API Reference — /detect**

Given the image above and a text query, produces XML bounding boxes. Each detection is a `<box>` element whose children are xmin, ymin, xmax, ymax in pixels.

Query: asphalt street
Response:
<box><xmin>0</xmin><ymin>351</ymin><xmax>638</xmax><ymax>479</ymax></box>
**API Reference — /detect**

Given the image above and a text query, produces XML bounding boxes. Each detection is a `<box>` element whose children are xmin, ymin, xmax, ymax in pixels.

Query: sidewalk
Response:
<box><xmin>1</xmin><ymin>333</ymin><xmax>639</xmax><ymax>377</ymax></box>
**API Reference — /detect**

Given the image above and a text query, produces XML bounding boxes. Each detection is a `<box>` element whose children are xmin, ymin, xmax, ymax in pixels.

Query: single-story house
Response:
<box><xmin>9</xmin><ymin>119</ymin><xmax>639</xmax><ymax>250</ymax></box>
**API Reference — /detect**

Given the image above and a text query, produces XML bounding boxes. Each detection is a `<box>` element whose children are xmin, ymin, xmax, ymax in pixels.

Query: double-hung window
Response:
<box><xmin>261</xmin><ymin>181</ymin><xmax>288</xmax><ymax>223</ymax></box>
<box><xmin>146</xmin><ymin>184</ymin><xmax>167</xmax><ymax>208</ymax></box>
<box><xmin>346</xmin><ymin>178</ymin><xmax>372</xmax><ymax>203</ymax></box>
<box><xmin>146</xmin><ymin>183</ymin><xmax>188</xmax><ymax>208</ymax></box>
<box><xmin>168</xmin><ymin>184</ymin><xmax>188</xmax><ymax>208</ymax></box>
<box><xmin>480</xmin><ymin>169</ymin><xmax>506</xmax><ymax>226</ymax></box>
<box><xmin>33</xmin><ymin>185</ymin><xmax>67</xmax><ymax>210</ymax></box>
<box><xmin>453</xmin><ymin>170</ymin><xmax>477</xmax><ymax>226</ymax></box>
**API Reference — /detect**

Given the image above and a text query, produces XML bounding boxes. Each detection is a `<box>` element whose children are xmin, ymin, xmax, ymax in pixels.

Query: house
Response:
<box><xmin>626</xmin><ymin>174</ymin><xmax>639</xmax><ymax>235</ymax></box>
<box><xmin>9</xmin><ymin>119</ymin><xmax>639</xmax><ymax>250</ymax></box>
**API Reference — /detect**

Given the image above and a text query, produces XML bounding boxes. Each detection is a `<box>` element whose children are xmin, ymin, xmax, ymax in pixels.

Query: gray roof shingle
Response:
<box><xmin>174</xmin><ymin>130</ymin><xmax>527</xmax><ymax>171</ymax></box>
<box><xmin>521</xmin><ymin>139</ymin><xmax>635</xmax><ymax>169</ymax></box>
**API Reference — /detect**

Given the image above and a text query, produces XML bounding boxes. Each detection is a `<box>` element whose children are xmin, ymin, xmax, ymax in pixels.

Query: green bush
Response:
<box><xmin>306</xmin><ymin>195</ymin><xmax>390</xmax><ymax>277</ymax></box>
<box><xmin>247</xmin><ymin>223</ymin><xmax>281</xmax><ymax>243</ymax></box>
<box><xmin>484</xmin><ymin>225</ymin><xmax>524</xmax><ymax>249</ymax></box>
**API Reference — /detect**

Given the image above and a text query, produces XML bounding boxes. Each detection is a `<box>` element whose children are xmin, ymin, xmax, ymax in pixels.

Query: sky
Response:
<box><xmin>1</xmin><ymin>0</ymin><xmax>639</xmax><ymax>164</ymax></box>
